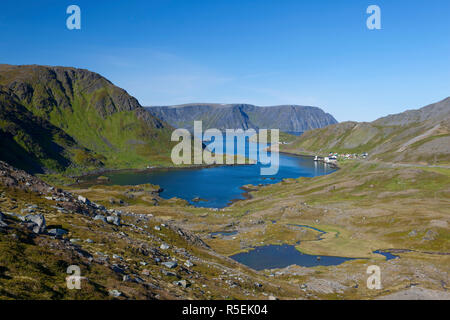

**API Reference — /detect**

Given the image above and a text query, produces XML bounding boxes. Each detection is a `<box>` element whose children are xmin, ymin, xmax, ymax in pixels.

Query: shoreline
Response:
<box><xmin>70</xmin><ymin>151</ymin><xmax>339</xmax><ymax>209</ymax></box>
<box><xmin>68</xmin><ymin>161</ymin><xmax>255</xmax><ymax>187</ymax></box>
<box><xmin>278</xmin><ymin>150</ymin><xmax>340</xmax><ymax>169</ymax></box>
<box><xmin>227</xmin><ymin>185</ymin><xmax>258</xmax><ymax>206</ymax></box>
<box><xmin>71</xmin><ymin>149</ymin><xmax>335</xmax><ymax>182</ymax></box>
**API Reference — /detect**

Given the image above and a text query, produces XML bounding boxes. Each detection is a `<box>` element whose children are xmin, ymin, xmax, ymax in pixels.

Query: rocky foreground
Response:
<box><xmin>0</xmin><ymin>161</ymin><xmax>295</xmax><ymax>299</ymax></box>
<box><xmin>1</xmin><ymin>157</ymin><xmax>449</xmax><ymax>300</ymax></box>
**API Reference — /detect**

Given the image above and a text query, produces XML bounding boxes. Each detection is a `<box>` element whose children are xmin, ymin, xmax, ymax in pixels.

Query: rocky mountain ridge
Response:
<box><xmin>146</xmin><ymin>103</ymin><xmax>338</xmax><ymax>133</ymax></box>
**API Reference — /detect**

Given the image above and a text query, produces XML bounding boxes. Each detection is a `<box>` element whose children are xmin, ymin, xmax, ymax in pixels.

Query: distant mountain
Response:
<box><xmin>146</xmin><ymin>103</ymin><xmax>337</xmax><ymax>133</ymax></box>
<box><xmin>281</xmin><ymin>97</ymin><xmax>450</xmax><ymax>165</ymax></box>
<box><xmin>0</xmin><ymin>64</ymin><xmax>174</xmax><ymax>174</ymax></box>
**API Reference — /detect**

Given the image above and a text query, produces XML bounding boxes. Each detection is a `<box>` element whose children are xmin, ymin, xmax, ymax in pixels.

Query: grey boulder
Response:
<box><xmin>24</xmin><ymin>214</ymin><xmax>46</xmax><ymax>234</ymax></box>
<box><xmin>161</xmin><ymin>261</ymin><xmax>178</xmax><ymax>269</ymax></box>
<box><xmin>106</xmin><ymin>216</ymin><xmax>121</xmax><ymax>226</ymax></box>
<box><xmin>47</xmin><ymin>228</ymin><xmax>68</xmax><ymax>238</ymax></box>
<box><xmin>109</xmin><ymin>289</ymin><xmax>122</xmax><ymax>297</ymax></box>
<box><xmin>93</xmin><ymin>215</ymin><xmax>107</xmax><ymax>223</ymax></box>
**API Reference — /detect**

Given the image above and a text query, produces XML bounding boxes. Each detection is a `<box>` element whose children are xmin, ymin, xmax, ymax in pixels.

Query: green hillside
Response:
<box><xmin>281</xmin><ymin>97</ymin><xmax>450</xmax><ymax>165</ymax></box>
<box><xmin>0</xmin><ymin>64</ymin><xmax>175</xmax><ymax>174</ymax></box>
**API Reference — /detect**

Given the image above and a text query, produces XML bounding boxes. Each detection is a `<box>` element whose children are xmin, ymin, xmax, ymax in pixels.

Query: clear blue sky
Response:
<box><xmin>0</xmin><ymin>0</ymin><xmax>449</xmax><ymax>122</ymax></box>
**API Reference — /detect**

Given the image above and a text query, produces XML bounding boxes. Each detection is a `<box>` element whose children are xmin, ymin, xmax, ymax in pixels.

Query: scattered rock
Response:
<box><xmin>184</xmin><ymin>260</ymin><xmax>194</xmax><ymax>268</ymax></box>
<box><xmin>93</xmin><ymin>215</ymin><xmax>107</xmax><ymax>223</ymax></box>
<box><xmin>171</xmin><ymin>226</ymin><xmax>209</xmax><ymax>248</ymax></box>
<box><xmin>77</xmin><ymin>195</ymin><xmax>90</xmax><ymax>204</ymax></box>
<box><xmin>122</xmin><ymin>275</ymin><xmax>131</xmax><ymax>282</ymax></box>
<box><xmin>108</xmin><ymin>289</ymin><xmax>122</xmax><ymax>297</ymax></box>
<box><xmin>111</xmin><ymin>264</ymin><xmax>125</xmax><ymax>274</ymax></box>
<box><xmin>106</xmin><ymin>216</ymin><xmax>121</xmax><ymax>226</ymax></box>
<box><xmin>24</xmin><ymin>214</ymin><xmax>46</xmax><ymax>234</ymax></box>
<box><xmin>160</xmin><ymin>243</ymin><xmax>170</xmax><ymax>250</ymax></box>
<box><xmin>161</xmin><ymin>261</ymin><xmax>177</xmax><ymax>269</ymax></box>
<box><xmin>113</xmin><ymin>210</ymin><xmax>122</xmax><ymax>217</ymax></box>
<box><xmin>47</xmin><ymin>228</ymin><xmax>68</xmax><ymax>238</ymax></box>
<box><xmin>161</xmin><ymin>270</ymin><xmax>178</xmax><ymax>277</ymax></box>
<box><xmin>176</xmin><ymin>280</ymin><xmax>190</xmax><ymax>288</ymax></box>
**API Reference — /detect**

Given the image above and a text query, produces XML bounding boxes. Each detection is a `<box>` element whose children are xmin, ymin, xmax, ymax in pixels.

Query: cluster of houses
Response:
<box><xmin>314</xmin><ymin>152</ymin><xmax>369</xmax><ymax>164</ymax></box>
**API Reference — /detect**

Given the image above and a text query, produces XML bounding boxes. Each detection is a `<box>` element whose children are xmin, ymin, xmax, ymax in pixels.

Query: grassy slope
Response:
<box><xmin>0</xmin><ymin>88</ymin><xmax>95</xmax><ymax>174</ymax></box>
<box><xmin>0</xmin><ymin>64</ymin><xmax>175</xmax><ymax>175</ymax></box>
<box><xmin>281</xmin><ymin>98</ymin><xmax>450</xmax><ymax>165</ymax></box>
<box><xmin>248</xmin><ymin>130</ymin><xmax>298</xmax><ymax>144</ymax></box>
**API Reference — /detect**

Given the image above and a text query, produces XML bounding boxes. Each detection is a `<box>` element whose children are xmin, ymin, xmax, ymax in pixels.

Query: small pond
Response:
<box><xmin>210</xmin><ymin>231</ymin><xmax>238</xmax><ymax>238</ymax></box>
<box><xmin>230</xmin><ymin>244</ymin><xmax>357</xmax><ymax>270</ymax></box>
<box><xmin>373</xmin><ymin>250</ymin><xmax>400</xmax><ymax>260</ymax></box>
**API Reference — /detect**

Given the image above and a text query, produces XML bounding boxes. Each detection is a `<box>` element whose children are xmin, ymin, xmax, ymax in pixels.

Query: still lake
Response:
<box><xmin>231</xmin><ymin>244</ymin><xmax>356</xmax><ymax>270</ymax></box>
<box><xmin>83</xmin><ymin>138</ymin><xmax>336</xmax><ymax>208</ymax></box>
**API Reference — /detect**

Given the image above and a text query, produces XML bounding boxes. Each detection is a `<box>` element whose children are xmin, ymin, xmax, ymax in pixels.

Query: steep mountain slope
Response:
<box><xmin>146</xmin><ymin>103</ymin><xmax>337</xmax><ymax>133</ymax></box>
<box><xmin>0</xmin><ymin>64</ymin><xmax>174</xmax><ymax>174</ymax></box>
<box><xmin>0</xmin><ymin>87</ymin><xmax>94</xmax><ymax>174</ymax></box>
<box><xmin>281</xmin><ymin>97</ymin><xmax>450</xmax><ymax>165</ymax></box>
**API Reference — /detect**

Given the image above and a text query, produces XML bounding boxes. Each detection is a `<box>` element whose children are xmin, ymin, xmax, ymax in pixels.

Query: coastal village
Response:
<box><xmin>315</xmin><ymin>152</ymin><xmax>369</xmax><ymax>164</ymax></box>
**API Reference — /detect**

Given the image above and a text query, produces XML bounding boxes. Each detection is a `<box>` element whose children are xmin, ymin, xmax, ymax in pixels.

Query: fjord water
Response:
<box><xmin>86</xmin><ymin>136</ymin><xmax>335</xmax><ymax>208</ymax></box>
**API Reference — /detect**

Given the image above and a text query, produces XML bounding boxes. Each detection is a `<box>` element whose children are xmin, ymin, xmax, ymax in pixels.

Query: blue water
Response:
<box><xmin>210</xmin><ymin>231</ymin><xmax>238</xmax><ymax>237</ymax></box>
<box><xmin>231</xmin><ymin>244</ymin><xmax>356</xmax><ymax>270</ymax></box>
<box><xmin>287</xmin><ymin>224</ymin><xmax>327</xmax><ymax>240</ymax></box>
<box><xmin>287</xmin><ymin>224</ymin><xmax>327</xmax><ymax>234</ymax></box>
<box><xmin>83</xmin><ymin>137</ymin><xmax>335</xmax><ymax>208</ymax></box>
<box><xmin>373</xmin><ymin>250</ymin><xmax>399</xmax><ymax>260</ymax></box>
